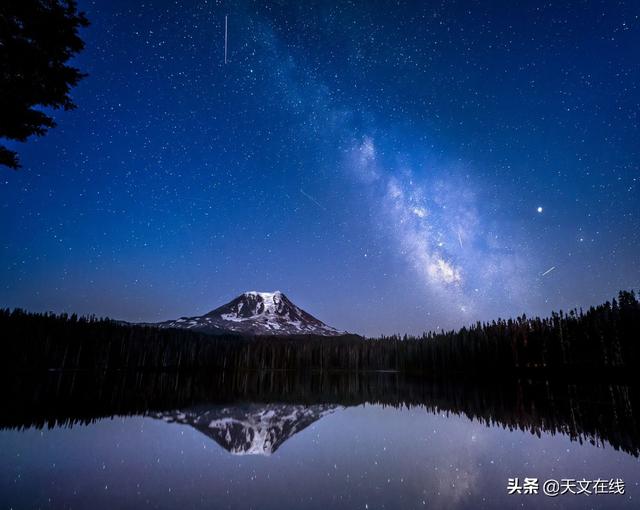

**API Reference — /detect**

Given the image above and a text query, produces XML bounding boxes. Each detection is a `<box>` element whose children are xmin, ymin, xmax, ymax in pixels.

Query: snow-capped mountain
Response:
<box><xmin>153</xmin><ymin>291</ymin><xmax>344</xmax><ymax>336</ymax></box>
<box><xmin>153</xmin><ymin>403</ymin><xmax>339</xmax><ymax>455</ymax></box>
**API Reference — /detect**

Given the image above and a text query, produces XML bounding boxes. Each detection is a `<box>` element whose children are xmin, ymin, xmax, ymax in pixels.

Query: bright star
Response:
<box><xmin>537</xmin><ymin>206</ymin><xmax>543</xmax><ymax>213</ymax></box>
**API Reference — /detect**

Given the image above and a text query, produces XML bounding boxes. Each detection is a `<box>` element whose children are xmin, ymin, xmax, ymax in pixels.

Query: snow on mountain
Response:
<box><xmin>153</xmin><ymin>403</ymin><xmax>339</xmax><ymax>455</ymax></box>
<box><xmin>152</xmin><ymin>291</ymin><xmax>344</xmax><ymax>336</ymax></box>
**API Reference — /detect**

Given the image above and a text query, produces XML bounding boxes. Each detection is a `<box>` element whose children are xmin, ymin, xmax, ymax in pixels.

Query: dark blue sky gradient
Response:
<box><xmin>1</xmin><ymin>0</ymin><xmax>639</xmax><ymax>335</ymax></box>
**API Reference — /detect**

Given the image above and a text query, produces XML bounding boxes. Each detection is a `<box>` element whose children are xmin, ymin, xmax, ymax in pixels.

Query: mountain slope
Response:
<box><xmin>153</xmin><ymin>403</ymin><xmax>339</xmax><ymax>455</ymax></box>
<box><xmin>153</xmin><ymin>291</ymin><xmax>343</xmax><ymax>336</ymax></box>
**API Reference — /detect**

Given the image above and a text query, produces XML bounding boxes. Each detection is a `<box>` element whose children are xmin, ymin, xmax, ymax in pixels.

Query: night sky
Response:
<box><xmin>1</xmin><ymin>0</ymin><xmax>639</xmax><ymax>336</ymax></box>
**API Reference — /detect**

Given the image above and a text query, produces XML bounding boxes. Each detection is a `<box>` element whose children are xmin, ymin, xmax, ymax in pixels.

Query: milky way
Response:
<box><xmin>1</xmin><ymin>1</ymin><xmax>638</xmax><ymax>336</ymax></box>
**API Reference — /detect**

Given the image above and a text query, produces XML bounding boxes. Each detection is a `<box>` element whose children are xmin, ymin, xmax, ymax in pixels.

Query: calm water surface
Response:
<box><xmin>1</xmin><ymin>373</ymin><xmax>638</xmax><ymax>509</ymax></box>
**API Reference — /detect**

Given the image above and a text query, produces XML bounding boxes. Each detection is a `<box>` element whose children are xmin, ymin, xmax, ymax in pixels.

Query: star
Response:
<box><xmin>537</xmin><ymin>206</ymin><xmax>543</xmax><ymax>213</ymax></box>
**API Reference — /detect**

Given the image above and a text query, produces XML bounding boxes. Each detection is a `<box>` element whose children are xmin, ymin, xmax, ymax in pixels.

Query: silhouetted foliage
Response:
<box><xmin>0</xmin><ymin>0</ymin><xmax>88</xmax><ymax>168</ymax></box>
<box><xmin>1</xmin><ymin>291</ymin><xmax>639</xmax><ymax>376</ymax></box>
<box><xmin>2</xmin><ymin>370</ymin><xmax>639</xmax><ymax>457</ymax></box>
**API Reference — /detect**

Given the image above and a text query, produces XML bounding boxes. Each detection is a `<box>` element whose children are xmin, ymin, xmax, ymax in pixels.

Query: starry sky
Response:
<box><xmin>1</xmin><ymin>0</ymin><xmax>639</xmax><ymax>336</ymax></box>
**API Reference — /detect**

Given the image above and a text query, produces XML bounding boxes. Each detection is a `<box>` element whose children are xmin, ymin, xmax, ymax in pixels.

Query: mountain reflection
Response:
<box><xmin>153</xmin><ymin>403</ymin><xmax>338</xmax><ymax>455</ymax></box>
<box><xmin>2</xmin><ymin>370</ymin><xmax>638</xmax><ymax>457</ymax></box>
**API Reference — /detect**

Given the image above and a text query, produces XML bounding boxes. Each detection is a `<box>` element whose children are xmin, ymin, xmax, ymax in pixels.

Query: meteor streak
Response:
<box><xmin>541</xmin><ymin>266</ymin><xmax>556</xmax><ymax>277</ymax></box>
<box><xmin>300</xmin><ymin>188</ymin><xmax>326</xmax><ymax>210</ymax></box>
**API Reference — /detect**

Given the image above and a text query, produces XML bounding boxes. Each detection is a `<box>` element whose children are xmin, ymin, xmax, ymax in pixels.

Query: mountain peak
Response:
<box><xmin>153</xmin><ymin>291</ymin><xmax>344</xmax><ymax>336</ymax></box>
<box><xmin>154</xmin><ymin>403</ymin><xmax>339</xmax><ymax>455</ymax></box>
<box><xmin>243</xmin><ymin>290</ymin><xmax>282</xmax><ymax>297</ymax></box>
<box><xmin>240</xmin><ymin>291</ymin><xmax>285</xmax><ymax>310</ymax></box>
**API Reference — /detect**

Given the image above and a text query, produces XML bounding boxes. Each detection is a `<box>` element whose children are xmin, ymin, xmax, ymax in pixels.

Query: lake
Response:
<box><xmin>0</xmin><ymin>371</ymin><xmax>638</xmax><ymax>509</ymax></box>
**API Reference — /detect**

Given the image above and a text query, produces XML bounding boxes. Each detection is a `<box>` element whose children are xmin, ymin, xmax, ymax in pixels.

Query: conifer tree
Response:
<box><xmin>0</xmin><ymin>0</ymin><xmax>89</xmax><ymax>169</ymax></box>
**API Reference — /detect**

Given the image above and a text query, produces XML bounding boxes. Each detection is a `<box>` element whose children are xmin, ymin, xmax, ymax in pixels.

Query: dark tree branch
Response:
<box><xmin>0</xmin><ymin>0</ymin><xmax>89</xmax><ymax>169</ymax></box>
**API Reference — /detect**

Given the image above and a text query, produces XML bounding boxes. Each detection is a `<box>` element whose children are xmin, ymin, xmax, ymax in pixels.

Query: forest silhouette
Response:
<box><xmin>2</xmin><ymin>370</ymin><xmax>638</xmax><ymax>457</ymax></box>
<box><xmin>2</xmin><ymin>291</ymin><xmax>638</xmax><ymax>375</ymax></box>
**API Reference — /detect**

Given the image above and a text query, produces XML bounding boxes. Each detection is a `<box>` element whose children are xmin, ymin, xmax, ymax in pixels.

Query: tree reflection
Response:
<box><xmin>1</xmin><ymin>370</ymin><xmax>638</xmax><ymax>456</ymax></box>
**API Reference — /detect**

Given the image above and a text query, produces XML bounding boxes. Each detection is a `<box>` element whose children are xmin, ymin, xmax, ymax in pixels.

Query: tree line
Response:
<box><xmin>1</xmin><ymin>291</ymin><xmax>638</xmax><ymax>376</ymax></box>
<box><xmin>2</xmin><ymin>370</ymin><xmax>639</xmax><ymax>457</ymax></box>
